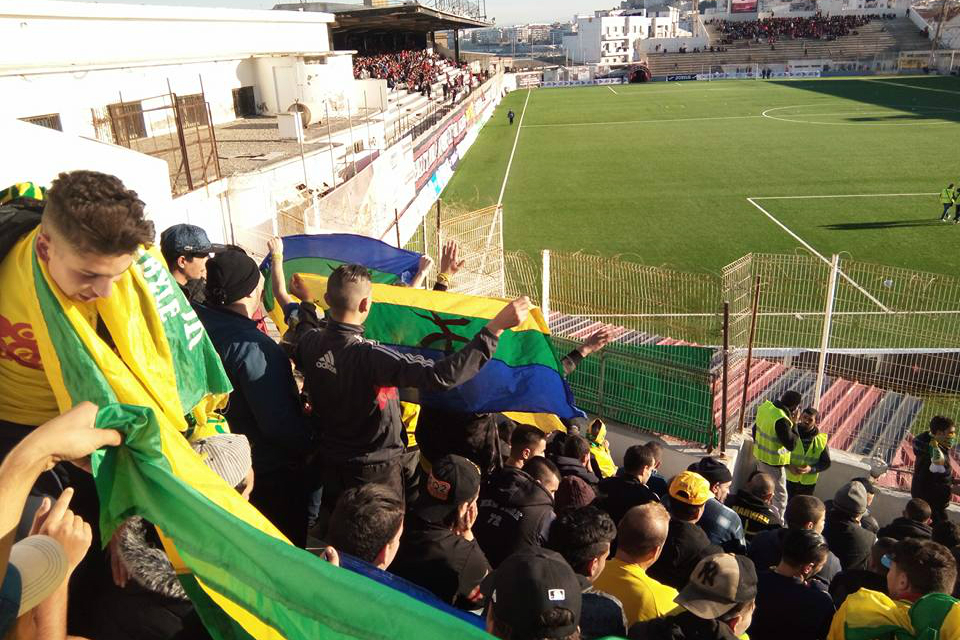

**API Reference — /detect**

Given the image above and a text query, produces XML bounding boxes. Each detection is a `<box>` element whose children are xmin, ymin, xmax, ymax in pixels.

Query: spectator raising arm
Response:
<box><xmin>268</xmin><ymin>236</ymin><xmax>296</xmax><ymax>311</ymax></box>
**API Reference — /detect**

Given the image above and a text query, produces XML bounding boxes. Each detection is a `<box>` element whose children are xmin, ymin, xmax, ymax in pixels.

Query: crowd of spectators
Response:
<box><xmin>0</xmin><ymin>172</ymin><xmax>959</xmax><ymax>640</ymax></box>
<box><xmin>715</xmin><ymin>14</ymin><xmax>873</xmax><ymax>43</ymax></box>
<box><xmin>352</xmin><ymin>49</ymin><xmax>478</xmax><ymax>100</ymax></box>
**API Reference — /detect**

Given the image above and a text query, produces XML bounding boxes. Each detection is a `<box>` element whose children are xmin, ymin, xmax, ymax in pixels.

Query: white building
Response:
<box><xmin>1</xmin><ymin>1</ymin><xmax>356</xmax><ymax>142</ymax></box>
<box><xmin>562</xmin><ymin>8</ymin><xmax>692</xmax><ymax>64</ymax></box>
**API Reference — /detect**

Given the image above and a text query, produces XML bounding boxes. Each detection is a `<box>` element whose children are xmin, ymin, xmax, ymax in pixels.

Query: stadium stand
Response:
<box><xmin>646</xmin><ymin>17</ymin><xmax>931</xmax><ymax>77</ymax></box>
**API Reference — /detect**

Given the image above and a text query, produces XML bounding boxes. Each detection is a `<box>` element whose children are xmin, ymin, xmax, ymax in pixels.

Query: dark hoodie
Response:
<box><xmin>725</xmin><ymin>490</ymin><xmax>780</xmax><ymax>539</ymax></box>
<box><xmin>629</xmin><ymin>610</ymin><xmax>741</xmax><ymax>640</ymax></box>
<box><xmin>596</xmin><ymin>475</ymin><xmax>660</xmax><ymax>526</ymax></box>
<box><xmin>823</xmin><ymin>509</ymin><xmax>877</xmax><ymax>571</ymax></box>
<box><xmin>553</xmin><ymin>455</ymin><xmax>600</xmax><ymax>488</ymax></box>
<box><xmin>877</xmin><ymin>516</ymin><xmax>933</xmax><ymax>541</ymax></box>
<box><xmin>474</xmin><ymin>466</ymin><xmax>556</xmax><ymax>567</ymax></box>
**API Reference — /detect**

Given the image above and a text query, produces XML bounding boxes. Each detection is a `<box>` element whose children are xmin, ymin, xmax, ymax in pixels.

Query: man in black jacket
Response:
<box><xmin>877</xmin><ymin>498</ymin><xmax>933</xmax><ymax>541</ymax></box>
<box><xmin>196</xmin><ymin>249</ymin><xmax>316</xmax><ymax>546</ymax></box>
<box><xmin>548</xmin><ymin>506</ymin><xmax>628</xmax><ymax>639</ymax></box>
<box><xmin>596</xmin><ymin>444</ymin><xmax>659</xmax><ymax>527</ymax></box>
<box><xmin>288</xmin><ymin>264</ymin><xmax>529</xmax><ymax>510</ymax></box>
<box><xmin>553</xmin><ymin>435</ymin><xmax>600</xmax><ymax>489</ymax></box>
<box><xmin>391</xmin><ymin>455</ymin><xmax>491</xmax><ymax>609</ymax></box>
<box><xmin>726</xmin><ymin>472</ymin><xmax>781</xmax><ymax>540</ymax></box>
<box><xmin>474</xmin><ymin>456</ymin><xmax>560</xmax><ymax>567</ymax></box>
<box><xmin>648</xmin><ymin>472</ymin><xmax>722</xmax><ymax>590</ymax></box>
<box><xmin>912</xmin><ymin>416</ymin><xmax>958</xmax><ymax>524</ymax></box>
<box><xmin>823</xmin><ymin>481</ymin><xmax>877</xmax><ymax>571</ymax></box>
<box><xmin>629</xmin><ymin>553</ymin><xmax>758</xmax><ymax>640</ymax></box>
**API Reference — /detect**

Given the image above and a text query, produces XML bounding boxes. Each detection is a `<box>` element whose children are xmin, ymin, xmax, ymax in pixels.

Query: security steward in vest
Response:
<box><xmin>752</xmin><ymin>390</ymin><xmax>801</xmax><ymax>523</ymax></box>
<box><xmin>786</xmin><ymin>407</ymin><xmax>831</xmax><ymax>499</ymax></box>
<box><xmin>939</xmin><ymin>183</ymin><xmax>955</xmax><ymax>221</ymax></box>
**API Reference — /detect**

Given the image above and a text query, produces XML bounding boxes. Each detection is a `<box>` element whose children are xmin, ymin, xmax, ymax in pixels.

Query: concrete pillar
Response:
<box><xmin>454</xmin><ymin>29</ymin><xmax>461</xmax><ymax>63</ymax></box>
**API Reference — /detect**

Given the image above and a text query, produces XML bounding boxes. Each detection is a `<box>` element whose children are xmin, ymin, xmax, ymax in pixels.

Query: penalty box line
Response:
<box><xmin>746</xmin><ymin>196</ymin><xmax>894</xmax><ymax>313</ymax></box>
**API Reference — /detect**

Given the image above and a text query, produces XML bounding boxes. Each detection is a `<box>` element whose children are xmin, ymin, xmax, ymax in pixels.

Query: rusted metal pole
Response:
<box><xmin>721</xmin><ymin>301</ymin><xmax>730</xmax><ymax>453</ymax></box>
<box><xmin>736</xmin><ymin>275</ymin><xmax>762</xmax><ymax>434</ymax></box>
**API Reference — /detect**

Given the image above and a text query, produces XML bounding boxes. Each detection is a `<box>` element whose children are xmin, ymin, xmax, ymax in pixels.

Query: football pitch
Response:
<box><xmin>442</xmin><ymin>76</ymin><xmax>960</xmax><ymax>278</ymax></box>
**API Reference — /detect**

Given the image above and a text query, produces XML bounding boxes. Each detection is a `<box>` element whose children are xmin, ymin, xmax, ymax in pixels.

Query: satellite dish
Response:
<box><xmin>287</xmin><ymin>102</ymin><xmax>312</xmax><ymax>127</ymax></box>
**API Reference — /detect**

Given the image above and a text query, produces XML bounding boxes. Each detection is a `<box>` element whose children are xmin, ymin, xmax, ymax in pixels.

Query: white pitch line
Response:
<box><xmin>865</xmin><ymin>78</ymin><xmax>960</xmax><ymax>96</ymax></box>
<box><xmin>497</xmin><ymin>89</ymin><xmax>531</xmax><ymax>207</ymax></box>
<box><xmin>754</xmin><ymin>192</ymin><xmax>938</xmax><ymax>200</ymax></box>
<box><xmin>746</xmin><ymin>197</ymin><xmax>892</xmax><ymax>313</ymax></box>
<box><xmin>522</xmin><ymin>114</ymin><xmax>762</xmax><ymax>128</ymax></box>
<box><xmin>607</xmin><ymin>85</ymin><xmax>619</xmax><ymax>95</ymax></box>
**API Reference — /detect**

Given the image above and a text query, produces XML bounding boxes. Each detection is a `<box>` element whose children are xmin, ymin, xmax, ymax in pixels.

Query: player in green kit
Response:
<box><xmin>939</xmin><ymin>183</ymin><xmax>955</xmax><ymax>221</ymax></box>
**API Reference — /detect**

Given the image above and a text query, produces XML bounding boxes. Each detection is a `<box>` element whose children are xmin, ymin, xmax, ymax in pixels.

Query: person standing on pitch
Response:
<box><xmin>752</xmin><ymin>390</ymin><xmax>802</xmax><ymax>522</ymax></box>
<box><xmin>786</xmin><ymin>407</ymin><xmax>830</xmax><ymax>499</ymax></box>
<box><xmin>508</xmin><ymin>110</ymin><xmax>515</xmax><ymax>125</ymax></box>
<box><xmin>940</xmin><ymin>183</ymin><xmax>956</xmax><ymax>221</ymax></box>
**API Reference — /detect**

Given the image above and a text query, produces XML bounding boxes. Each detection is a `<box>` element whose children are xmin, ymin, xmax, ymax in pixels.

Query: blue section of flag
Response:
<box><xmin>267</xmin><ymin>234</ymin><xmax>422</xmax><ymax>284</ymax></box>
<box><xmin>394</xmin><ymin>346</ymin><xmax>585</xmax><ymax>419</ymax></box>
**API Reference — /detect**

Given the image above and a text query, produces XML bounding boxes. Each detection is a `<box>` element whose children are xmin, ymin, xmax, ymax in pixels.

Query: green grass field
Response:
<box><xmin>443</xmin><ymin>76</ymin><xmax>960</xmax><ymax>277</ymax></box>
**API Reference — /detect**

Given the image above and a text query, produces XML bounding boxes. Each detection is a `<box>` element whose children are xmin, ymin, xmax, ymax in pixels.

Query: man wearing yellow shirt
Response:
<box><xmin>593</xmin><ymin>501</ymin><xmax>677</xmax><ymax>625</ymax></box>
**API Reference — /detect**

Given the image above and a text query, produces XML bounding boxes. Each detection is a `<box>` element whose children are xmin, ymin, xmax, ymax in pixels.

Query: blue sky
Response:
<box><xmin>88</xmin><ymin>0</ymin><xmax>600</xmax><ymax>25</ymax></box>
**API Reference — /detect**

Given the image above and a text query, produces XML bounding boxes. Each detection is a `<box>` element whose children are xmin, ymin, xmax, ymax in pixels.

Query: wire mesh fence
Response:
<box><xmin>722</xmin><ymin>253</ymin><xmax>960</xmax><ymax>492</ymax></box>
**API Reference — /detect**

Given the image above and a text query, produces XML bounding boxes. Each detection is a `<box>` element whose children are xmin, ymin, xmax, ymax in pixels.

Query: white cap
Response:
<box><xmin>9</xmin><ymin>535</ymin><xmax>68</xmax><ymax>615</ymax></box>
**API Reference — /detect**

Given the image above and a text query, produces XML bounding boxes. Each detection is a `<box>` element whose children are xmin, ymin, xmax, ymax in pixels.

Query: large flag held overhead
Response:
<box><xmin>261</xmin><ymin>233</ymin><xmax>422</xmax><ymax>326</ymax></box>
<box><xmin>296</xmin><ymin>273</ymin><xmax>584</xmax><ymax>420</ymax></box>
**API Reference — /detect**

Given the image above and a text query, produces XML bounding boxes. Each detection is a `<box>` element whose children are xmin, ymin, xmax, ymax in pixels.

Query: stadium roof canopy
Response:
<box><xmin>275</xmin><ymin>2</ymin><xmax>491</xmax><ymax>35</ymax></box>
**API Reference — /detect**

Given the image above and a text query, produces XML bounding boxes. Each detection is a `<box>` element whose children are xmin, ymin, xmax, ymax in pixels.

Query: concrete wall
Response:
<box><xmin>601</xmin><ymin>419</ymin><xmax>959</xmax><ymax>525</ymax></box>
<box><xmin>0</xmin><ymin>119</ymin><xmax>174</xmax><ymax>241</ymax></box>
<box><xmin>1</xmin><ymin>0</ymin><xmax>334</xmax><ymax>70</ymax></box>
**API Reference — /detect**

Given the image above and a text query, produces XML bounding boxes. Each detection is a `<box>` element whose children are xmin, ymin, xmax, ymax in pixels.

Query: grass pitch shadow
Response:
<box><xmin>768</xmin><ymin>77</ymin><xmax>960</xmax><ymax>124</ymax></box>
<box><xmin>821</xmin><ymin>219</ymin><xmax>946</xmax><ymax>230</ymax></box>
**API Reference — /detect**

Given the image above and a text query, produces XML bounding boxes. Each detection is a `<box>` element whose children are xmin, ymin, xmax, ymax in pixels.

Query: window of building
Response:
<box><xmin>19</xmin><ymin>113</ymin><xmax>63</xmax><ymax>132</ymax></box>
<box><xmin>176</xmin><ymin>94</ymin><xmax>209</xmax><ymax>128</ymax></box>
<box><xmin>107</xmin><ymin>101</ymin><xmax>147</xmax><ymax>141</ymax></box>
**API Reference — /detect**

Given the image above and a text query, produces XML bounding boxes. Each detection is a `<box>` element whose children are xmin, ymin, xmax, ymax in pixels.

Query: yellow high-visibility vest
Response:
<box><xmin>786</xmin><ymin>432</ymin><xmax>827</xmax><ymax>485</ymax></box>
<box><xmin>754</xmin><ymin>400</ymin><xmax>791</xmax><ymax>466</ymax></box>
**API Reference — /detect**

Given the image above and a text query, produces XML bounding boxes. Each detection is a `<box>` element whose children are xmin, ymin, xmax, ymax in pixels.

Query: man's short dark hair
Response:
<box><xmin>872</xmin><ymin>537</ymin><xmax>897</xmax><ymax>573</ymax></box>
<box><xmin>524</xmin><ymin>456</ymin><xmax>560</xmax><ymax>486</ymax></box>
<box><xmin>326</xmin><ymin>264</ymin><xmax>372</xmax><ymax>311</ymax></box>
<box><xmin>781</xmin><ymin>530</ymin><xmax>829</xmax><ymax>567</ymax></box>
<box><xmin>43</xmin><ymin>170</ymin><xmax>155</xmax><ymax>255</ymax></box>
<box><xmin>933</xmin><ymin>521</ymin><xmax>960</xmax><ymax>548</ymax></box>
<box><xmin>563</xmin><ymin>434</ymin><xmax>590</xmax><ymax>460</ymax></box>
<box><xmin>904</xmin><ymin>498</ymin><xmax>932</xmax><ymax>523</ymax></box>
<box><xmin>643</xmin><ymin>441</ymin><xmax>663</xmax><ymax>465</ymax></box>
<box><xmin>930</xmin><ymin>416</ymin><xmax>955</xmax><ymax>434</ymax></box>
<box><xmin>511</xmin><ymin>424</ymin><xmax>546</xmax><ymax>457</ymax></box>
<box><xmin>668</xmin><ymin>499</ymin><xmax>703</xmax><ymax>522</ymax></box>
<box><xmin>784</xmin><ymin>495</ymin><xmax>825</xmax><ymax>529</ymax></box>
<box><xmin>489</xmin><ymin>608</ymin><xmax>580</xmax><ymax>640</ymax></box>
<box><xmin>747</xmin><ymin>472</ymin><xmax>775</xmax><ymax>501</ymax></box>
<box><xmin>623</xmin><ymin>445</ymin><xmax>655</xmax><ymax>475</ymax></box>
<box><xmin>780</xmin><ymin>390</ymin><xmax>803</xmax><ymax>410</ymax></box>
<box><xmin>802</xmin><ymin>407</ymin><xmax>818</xmax><ymax>418</ymax></box>
<box><xmin>547</xmin><ymin>506</ymin><xmax>616</xmax><ymax>576</ymax></box>
<box><xmin>327</xmin><ymin>484</ymin><xmax>404</xmax><ymax>564</ymax></box>
<box><xmin>891</xmin><ymin>539</ymin><xmax>958</xmax><ymax>595</ymax></box>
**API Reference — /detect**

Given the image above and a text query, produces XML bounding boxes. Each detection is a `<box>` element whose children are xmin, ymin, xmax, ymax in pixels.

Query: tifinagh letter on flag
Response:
<box><xmin>260</xmin><ymin>233</ymin><xmax>422</xmax><ymax>319</ymax></box>
<box><xmin>296</xmin><ymin>273</ymin><xmax>585</xmax><ymax>420</ymax></box>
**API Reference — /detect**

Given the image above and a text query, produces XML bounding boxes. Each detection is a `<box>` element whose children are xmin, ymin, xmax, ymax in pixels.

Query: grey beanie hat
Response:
<box><xmin>191</xmin><ymin>434</ymin><xmax>252</xmax><ymax>488</ymax></box>
<box><xmin>833</xmin><ymin>480</ymin><xmax>868</xmax><ymax>516</ymax></box>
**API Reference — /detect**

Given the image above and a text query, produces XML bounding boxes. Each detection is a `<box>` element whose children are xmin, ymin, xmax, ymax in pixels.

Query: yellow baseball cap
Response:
<box><xmin>669</xmin><ymin>471</ymin><xmax>712</xmax><ymax>506</ymax></box>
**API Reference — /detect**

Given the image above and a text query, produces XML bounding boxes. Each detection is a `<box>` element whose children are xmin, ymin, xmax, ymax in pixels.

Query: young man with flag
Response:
<box><xmin>288</xmin><ymin>263</ymin><xmax>531</xmax><ymax>511</ymax></box>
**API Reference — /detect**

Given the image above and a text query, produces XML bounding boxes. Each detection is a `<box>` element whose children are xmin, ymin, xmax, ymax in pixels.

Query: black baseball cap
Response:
<box><xmin>413</xmin><ymin>455</ymin><xmax>481</xmax><ymax>524</ymax></box>
<box><xmin>160</xmin><ymin>224</ymin><xmax>226</xmax><ymax>260</ymax></box>
<box><xmin>688</xmin><ymin>457</ymin><xmax>733</xmax><ymax>486</ymax></box>
<box><xmin>487</xmin><ymin>548</ymin><xmax>582</xmax><ymax>639</ymax></box>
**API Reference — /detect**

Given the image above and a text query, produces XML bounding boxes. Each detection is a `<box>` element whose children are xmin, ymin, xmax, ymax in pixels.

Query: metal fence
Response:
<box><xmin>94</xmin><ymin>91</ymin><xmax>221</xmax><ymax>196</ymax></box>
<box><xmin>723</xmin><ymin>253</ymin><xmax>960</xmax><ymax>490</ymax></box>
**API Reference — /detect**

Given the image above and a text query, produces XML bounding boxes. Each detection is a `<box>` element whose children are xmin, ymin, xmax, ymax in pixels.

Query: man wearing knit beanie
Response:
<box><xmin>824</xmin><ymin>481</ymin><xmax>877</xmax><ymax>571</ymax></box>
<box><xmin>556</xmin><ymin>475</ymin><xmax>597</xmax><ymax>511</ymax></box>
<box><xmin>690</xmin><ymin>458</ymin><xmax>746</xmax><ymax>554</ymax></box>
<box><xmin>195</xmin><ymin>248</ymin><xmax>316</xmax><ymax>546</ymax></box>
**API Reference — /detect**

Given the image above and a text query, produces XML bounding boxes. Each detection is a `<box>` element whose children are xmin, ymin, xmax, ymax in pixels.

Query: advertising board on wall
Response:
<box><xmin>541</xmin><ymin>78</ymin><xmax>626</xmax><ymax>88</ymax></box>
<box><xmin>731</xmin><ymin>0</ymin><xmax>758</xmax><ymax>12</ymax></box>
